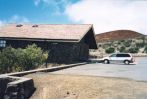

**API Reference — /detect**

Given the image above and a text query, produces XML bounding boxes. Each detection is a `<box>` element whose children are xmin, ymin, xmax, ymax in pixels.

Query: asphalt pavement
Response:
<box><xmin>51</xmin><ymin>57</ymin><xmax>147</xmax><ymax>81</ymax></box>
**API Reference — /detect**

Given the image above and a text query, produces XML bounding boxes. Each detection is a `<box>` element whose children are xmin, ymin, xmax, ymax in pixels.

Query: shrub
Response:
<box><xmin>136</xmin><ymin>42</ymin><xmax>145</xmax><ymax>48</ymax></box>
<box><xmin>0</xmin><ymin>47</ymin><xmax>17</xmax><ymax>73</ymax></box>
<box><xmin>144</xmin><ymin>46</ymin><xmax>147</xmax><ymax>53</ymax></box>
<box><xmin>128</xmin><ymin>47</ymin><xmax>139</xmax><ymax>53</ymax></box>
<box><xmin>105</xmin><ymin>47</ymin><xmax>115</xmax><ymax>54</ymax></box>
<box><xmin>117</xmin><ymin>41</ymin><xmax>121</xmax><ymax>45</ymax></box>
<box><xmin>119</xmin><ymin>46</ymin><xmax>126</xmax><ymax>52</ymax></box>
<box><xmin>123</xmin><ymin>40</ymin><xmax>131</xmax><ymax>47</ymax></box>
<box><xmin>0</xmin><ymin>44</ymin><xmax>48</xmax><ymax>74</ymax></box>
<box><xmin>121</xmin><ymin>40</ymin><xmax>125</xmax><ymax>43</ymax></box>
<box><xmin>22</xmin><ymin>44</ymin><xmax>48</xmax><ymax>70</ymax></box>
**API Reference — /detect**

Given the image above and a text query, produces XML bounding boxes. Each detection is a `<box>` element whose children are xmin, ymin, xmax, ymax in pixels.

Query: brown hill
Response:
<box><xmin>95</xmin><ymin>30</ymin><xmax>144</xmax><ymax>43</ymax></box>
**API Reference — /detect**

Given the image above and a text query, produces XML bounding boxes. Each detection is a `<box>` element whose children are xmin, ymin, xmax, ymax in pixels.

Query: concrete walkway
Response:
<box><xmin>51</xmin><ymin>57</ymin><xmax>147</xmax><ymax>81</ymax></box>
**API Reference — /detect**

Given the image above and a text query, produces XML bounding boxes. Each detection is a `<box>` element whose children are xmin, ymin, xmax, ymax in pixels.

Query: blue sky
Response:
<box><xmin>0</xmin><ymin>0</ymin><xmax>147</xmax><ymax>34</ymax></box>
<box><xmin>0</xmin><ymin>0</ymin><xmax>78</xmax><ymax>24</ymax></box>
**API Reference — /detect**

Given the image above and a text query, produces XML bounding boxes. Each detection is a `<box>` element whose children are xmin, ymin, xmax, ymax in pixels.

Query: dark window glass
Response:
<box><xmin>124</xmin><ymin>54</ymin><xmax>131</xmax><ymax>57</ymax></box>
<box><xmin>117</xmin><ymin>54</ymin><xmax>130</xmax><ymax>57</ymax></box>
<box><xmin>0</xmin><ymin>40</ymin><xmax>6</xmax><ymax>48</ymax></box>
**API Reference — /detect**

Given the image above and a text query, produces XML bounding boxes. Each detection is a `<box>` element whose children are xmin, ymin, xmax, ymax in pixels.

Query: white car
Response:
<box><xmin>102</xmin><ymin>53</ymin><xmax>135</xmax><ymax>65</ymax></box>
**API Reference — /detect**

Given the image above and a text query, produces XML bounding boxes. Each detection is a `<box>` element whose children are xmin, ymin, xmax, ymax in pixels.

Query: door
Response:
<box><xmin>109</xmin><ymin>54</ymin><xmax>117</xmax><ymax>63</ymax></box>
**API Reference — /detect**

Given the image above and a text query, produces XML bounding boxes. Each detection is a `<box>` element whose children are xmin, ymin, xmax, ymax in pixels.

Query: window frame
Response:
<box><xmin>0</xmin><ymin>40</ymin><xmax>6</xmax><ymax>48</ymax></box>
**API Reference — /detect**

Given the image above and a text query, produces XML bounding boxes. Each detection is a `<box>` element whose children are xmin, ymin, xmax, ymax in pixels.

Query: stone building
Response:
<box><xmin>0</xmin><ymin>24</ymin><xmax>97</xmax><ymax>63</ymax></box>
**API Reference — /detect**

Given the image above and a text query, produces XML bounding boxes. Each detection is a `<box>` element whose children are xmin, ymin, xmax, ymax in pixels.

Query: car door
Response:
<box><xmin>116</xmin><ymin>54</ymin><xmax>123</xmax><ymax>63</ymax></box>
<box><xmin>119</xmin><ymin>54</ymin><xmax>131</xmax><ymax>63</ymax></box>
<box><xmin>109</xmin><ymin>54</ymin><xmax>117</xmax><ymax>63</ymax></box>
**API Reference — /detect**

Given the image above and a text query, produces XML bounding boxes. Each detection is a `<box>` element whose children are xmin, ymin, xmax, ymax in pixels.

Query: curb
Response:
<box><xmin>1</xmin><ymin>62</ymin><xmax>87</xmax><ymax>77</ymax></box>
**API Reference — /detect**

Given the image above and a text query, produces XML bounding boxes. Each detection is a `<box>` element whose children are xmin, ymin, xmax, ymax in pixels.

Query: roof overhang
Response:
<box><xmin>0</xmin><ymin>37</ymin><xmax>79</xmax><ymax>43</ymax></box>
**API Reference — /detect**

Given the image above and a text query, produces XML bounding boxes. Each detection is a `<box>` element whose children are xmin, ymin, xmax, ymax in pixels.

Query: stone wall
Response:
<box><xmin>0</xmin><ymin>78</ymin><xmax>11</xmax><ymax>99</ymax></box>
<box><xmin>0</xmin><ymin>76</ymin><xmax>35</xmax><ymax>99</ymax></box>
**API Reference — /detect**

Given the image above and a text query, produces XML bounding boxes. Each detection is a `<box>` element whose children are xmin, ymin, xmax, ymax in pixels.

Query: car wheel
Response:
<box><xmin>124</xmin><ymin>60</ymin><xmax>130</xmax><ymax>65</ymax></box>
<box><xmin>104</xmin><ymin>59</ymin><xmax>109</xmax><ymax>64</ymax></box>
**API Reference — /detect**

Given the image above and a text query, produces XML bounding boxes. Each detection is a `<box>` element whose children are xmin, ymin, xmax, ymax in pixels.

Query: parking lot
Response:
<box><xmin>51</xmin><ymin>57</ymin><xmax>147</xmax><ymax>81</ymax></box>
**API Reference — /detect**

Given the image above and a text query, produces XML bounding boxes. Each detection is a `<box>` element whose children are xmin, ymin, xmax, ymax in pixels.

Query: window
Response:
<box><xmin>123</xmin><ymin>54</ymin><xmax>131</xmax><ymax>57</ymax></box>
<box><xmin>0</xmin><ymin>40</ymin><xmax>6</xmax><ymax>48</ymax></box>
<box><xmin>110</xmin><ymin>54</ymin><xmax>116</xmax><ymax>57</ymax></box>
<box><xmin>117</xmin><ymin>54</ymin><xmax>123</xmax><ymax>57</ymax></box>
<box><xmin>117</xmin><ymin>54</ymin><xmax>130</xmax><ymax>57</ymax></box>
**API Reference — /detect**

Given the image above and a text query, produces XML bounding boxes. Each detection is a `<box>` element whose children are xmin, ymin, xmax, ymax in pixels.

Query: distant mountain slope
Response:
<box><xmin>95</xmin><ymin>30</ymin><xmax>144</xmax><ymax>42</ymax></box>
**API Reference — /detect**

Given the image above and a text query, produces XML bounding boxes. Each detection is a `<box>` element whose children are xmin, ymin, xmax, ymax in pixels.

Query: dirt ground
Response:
<box><xmin>25</xmin><ymin>73</ymin><xmax>147</xmax><ymax>99</ymax></box>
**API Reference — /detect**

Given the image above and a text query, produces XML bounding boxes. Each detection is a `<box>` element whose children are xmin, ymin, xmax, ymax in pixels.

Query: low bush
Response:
<box><xmin>136</xmin><ymin>42</ymin><xmax>145</xmax><ymax>48</ymax></box>
<box><xmin>144</xmin><ymin>46</ymin><xmax>147</xmax><ymax>53</ymax></box>
<box><xmin>123</xmin><ymin>41</ymin><xmax>131</xmax><ymax>47</ymax></box>
<box><xmin>119</xmin><ymin>46</ymin><xmax>126</xmax><ymax>52</ymax></box>
<box><xmin>128</xmin><ymin>47</ymin><xmax>139</xmax><ymax>53</ymax></box>
<box><xmin>105</xmin><ymin>47</ymin><xmax>115</xmax><ymax>54</ymax></box>
<box><xmin>0</xmin><ymin>44</ymin><xmax>48</xmax><ymax>74</ymax></box>
<box><xmin>0</xmin><ymin>47</ymin><xmax>16</xmax><ymax>73</ymax></box>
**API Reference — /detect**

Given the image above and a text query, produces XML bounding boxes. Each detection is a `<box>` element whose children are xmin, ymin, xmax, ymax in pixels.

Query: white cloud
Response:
<box><xmin>65</xmin><ymin>0</ymin><xmax>147</xmax><ymax>35</ymax></box>
<box><xmin>0</xmin><ymin>15</ymin><xmax>30</xmax><ymax>26</ymax></box>
<box><xmin>9</xmin><ymin>15</ymin><xmax>30</xmax><ymax>24</ymax></box>
<box><xmin>34</xmin><ymin>0</ymin><xmax>41</xmax><ymax>6</ymax></box>
<box><xmin>0</xmin><ymin>20</ymin><xmax>6</xmax><ymax>27</ymax></box>
<box><xmin>0</xmin><ymin>20</ymin><xmax>4</xmax><ymax>26</ymax></box>
<box><xmin>34</xmin><ymin>0</ymin><xmax>70</xmax><ymax>15</ymax></box>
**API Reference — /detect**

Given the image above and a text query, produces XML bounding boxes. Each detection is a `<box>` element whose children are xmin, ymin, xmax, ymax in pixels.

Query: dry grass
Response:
<box><xmin>25</xmin><ymin>73</ymin><xmax>147</xmax><ymax>99</ymax></box>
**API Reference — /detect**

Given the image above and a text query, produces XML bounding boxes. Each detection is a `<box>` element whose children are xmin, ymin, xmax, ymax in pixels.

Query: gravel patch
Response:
<box><xmin>25</xmin><ymin>73</ymin><xmax>147</xmax><ymax>99</ymax></box>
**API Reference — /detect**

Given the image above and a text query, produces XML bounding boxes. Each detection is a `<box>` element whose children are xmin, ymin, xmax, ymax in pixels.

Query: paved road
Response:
<box><xmin>51</xmin><ymin>57</ymin><xmax>147</xmax><ymax>81</ymax></box>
